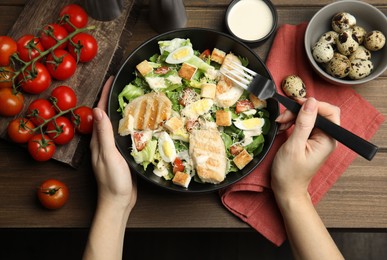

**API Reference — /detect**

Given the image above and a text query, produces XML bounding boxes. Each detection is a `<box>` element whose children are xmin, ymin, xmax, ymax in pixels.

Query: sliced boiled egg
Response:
<box><xmin>234</xmin><ymin>117</ymin><xmax>265</xmax><ymax>131</ymax></box>
<box><xmin>166</xmin><ymin>45</ymin><xmax>194</xmax><ymax>64</ymax></box>
<box><xmin>158</xmin><ymin>131</ymin><xmax>177</xmax><ymax>163</ymax></box>
<box><xmin>181</xmin><ymin>98</ymin><xmax>214</xmax><ymax>120</ymax></box>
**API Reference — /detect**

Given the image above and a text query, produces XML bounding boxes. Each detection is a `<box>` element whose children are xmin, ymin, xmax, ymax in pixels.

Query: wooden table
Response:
<box><xmin>0</xmin><ymin>0</ymin><xmax>386</xmax><ymax>231</ymax></box>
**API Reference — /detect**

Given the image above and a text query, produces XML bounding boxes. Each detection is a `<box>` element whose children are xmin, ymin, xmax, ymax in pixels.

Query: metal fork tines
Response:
<box><xmin>220</xmin><ymin>60</ymin><xmax>276</xmax><ymax>100</ymax></box>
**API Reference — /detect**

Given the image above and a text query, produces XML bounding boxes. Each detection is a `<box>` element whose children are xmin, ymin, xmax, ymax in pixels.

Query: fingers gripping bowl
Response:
<box><xmin>108</xmin><ymin>28</ymin><xmax>279</xmax><ymax>193</ymax></box>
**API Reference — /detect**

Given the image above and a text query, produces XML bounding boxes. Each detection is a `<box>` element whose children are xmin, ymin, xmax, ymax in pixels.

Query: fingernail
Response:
<box><xmin>303</xmin><ymin>97</ymin><xmax>317</xmax><ymax>112</ymax></box>
<box><xmin>93</xmin><ymin>108</ymin><xmax>103</xmax><ymax>121</ymax></box>
<box><xmin>275</xmin><ymin>113</ymin><xmax>284</xmax><ymax>122</ymax></box>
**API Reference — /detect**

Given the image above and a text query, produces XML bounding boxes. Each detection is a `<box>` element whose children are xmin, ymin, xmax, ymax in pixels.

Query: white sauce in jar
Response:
<box><xmin>227</xmin><ymin>0</ymin><xmax>274</xmax><ymax>41</ymax></box>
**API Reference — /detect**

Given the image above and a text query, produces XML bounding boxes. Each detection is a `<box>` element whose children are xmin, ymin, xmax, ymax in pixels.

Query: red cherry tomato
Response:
<box><xmin>28</xmin><ymin>134</ymin><xmax>56</xmax><ymax>161</ymax></box>
<box><xmin>37</xmin><ymin>179</ymin><xmax>69</xmax><ymax>209</ymax></box>
<box><xmin>68</xmin><ymin>33</ymin><xmax>98</xmax><ymax>62</ymax></box>
<box><xmin>0</xmin><ymin>66</ymin><xmax>15</xmax><ymax>89</ymax></box>
<box><xmin>46</xmin><ymin>116</ymin><xmax>75</xmax><ymax>145</ymax></box>
<box><xmin>46</xmin><ymin>49</ymin><xmax>77</xmax><ymax>80</ymax></box>
<box><xmin>173</xmin><ymin>157</ymin><xmax>185</xmax><ymax>174</ymax></box>
<box><xmin>16</xmin><ymin>34</ymin><xmax>44</xmax><ymax>62</ymax></box>
<box><xmin>0</xmin><ymin>36</ymin><xmax>17</xmax><ymax>66</ymax></box>
<box><xmin>50</xmin><ymin>85</ymin><xmax>77</xmax><ymax>111</ymax></box>
<box><xmin>40</xmin><ymin>23</ymin><xmax>69</xmax><ymax>50</ymax></box>
<box><xmin>0</xmin><ymin>88</ymin><xmax>24</xmax><ymax>117</ymax></box>
<box><xmin>59</xmin><ymin>4</ymin><xmax>88</xmax><ymax>33</ymax></box>
<box><xmin>71</xmin><ymin>106</ymin><xmax>93</xmax><ymax>134</ymax></box>
<box><xmin>7</xmin><ymin>117</ymin><xmax>35</xmax><ymax>143</ymax></box>
<box><xmin>27</xmin><ymin>98</ymin><xmax>56</xmax><ymax>126</ymax></box>
<box><xmin>133</xmin><ymin>132</ymin><xmax>146</xmax><ymax>151</ymax></box>
<box><xmin>19</xmin><ymin>62</ymin><xmax>52</xmax><ymax>94</ymax></box>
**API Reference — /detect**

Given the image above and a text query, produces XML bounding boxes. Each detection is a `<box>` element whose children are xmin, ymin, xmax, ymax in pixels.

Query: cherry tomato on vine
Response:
<box><xmin>7</xmin><ymin>117</ymin><xmax>35</xmax><ymax>143</ymax></box>
<box><xmin>68</xmin><ymin>32</ymin><xmax>98</xmax><ymax>62</ymax></box>
<box><xmin>46</xmin><ymin>116</ymin><xmax>75</xmax><ymax>145</ymax></box>
<box><xmin>0</xmin><ymin>88</ymin><xmax>24</xmax><ymax>117</ymax></box>
<box><xmin>0</xmin><ymin>36</ymin><xmax>17</xmax><ymax>66</ymax></box>
<box><xmin>37</xmin><ymin>179</ymin><xmax>69</xmax><ymax>209</ymax></box>
<box><xmin>16</xmin><ymin>34</ymin><xmax>44</xmax><ymax>62</ymax></box>
<box><xmin>50</xmin><ymin>85</ymin><xmax>77</xmax><ymax>111</ymax></box>
<box><xmin>72</xmin><ymin>106</ymin><xmax>93</xmax><ymax>134</ymax></box>
<box><xmin>27</xmin><ymin>98</ymin><xmax>56</xmax><ymax>126</ymax></box>
<box><xmin>19</xmin><ymin>62</ymin><xmax>52</xmax><ymax>94</ymax></box>
<box><xmin>46</xmin><ymin>49</ymin><xmax>77</xmax><ymax>80</ymax></box>
<box><xmin>0</xmin><ymin>66</ymin><xmax>14</xmax><ymax>88</ymax></box>
<box><xmin>59</xmin><ymin>4</ymin><xmax>88</xmax><ymax>33</ymax></box>
<box><xmin>40</xmin><ymin>23</ymin><xmax>68</xmax><ymax>50</ymax></box>
<box><xmin>28</xmin><ymin>134</ymin><xmax>56</xmax><ymax>161</ymax></box>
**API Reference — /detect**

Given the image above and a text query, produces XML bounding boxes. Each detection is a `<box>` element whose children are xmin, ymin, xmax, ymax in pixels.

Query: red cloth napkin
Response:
<box><xmin>220</xmin><ymin>22</ymin><xmax>385</xmax><ymax>246</ymax></box>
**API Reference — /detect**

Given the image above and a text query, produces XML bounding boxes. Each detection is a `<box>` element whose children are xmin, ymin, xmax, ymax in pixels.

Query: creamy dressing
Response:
<box><xmin>227</xmin><ymin>0</ymin><xmax>274</xmax><ymax>41</ymax></box>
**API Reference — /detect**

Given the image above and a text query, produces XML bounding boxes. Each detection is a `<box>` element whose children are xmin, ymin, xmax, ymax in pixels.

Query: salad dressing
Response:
<box><xmin>227</xmin><ymin>0</ymin><xmax>274</xmax><ymax>41</ymax></box>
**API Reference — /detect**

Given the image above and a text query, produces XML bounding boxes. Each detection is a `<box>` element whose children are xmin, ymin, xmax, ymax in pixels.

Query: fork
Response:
<box><xmin>220</xmin><ymin>60</ymin><xmax>378</xmax><ymax>161</ymax></box>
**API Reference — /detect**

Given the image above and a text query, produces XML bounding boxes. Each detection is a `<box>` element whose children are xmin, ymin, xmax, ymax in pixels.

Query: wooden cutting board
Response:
<box><xmin>0</xmin><ymin>0</ymin><xmax>136</xmax><ymax>167</ymax></box>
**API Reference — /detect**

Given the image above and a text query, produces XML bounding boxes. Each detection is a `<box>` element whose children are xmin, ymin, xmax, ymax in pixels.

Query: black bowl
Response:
<box><xmin>108</xmin><ymin>28</ymin><xmax>279</xmax><ymax>193</ymax></box>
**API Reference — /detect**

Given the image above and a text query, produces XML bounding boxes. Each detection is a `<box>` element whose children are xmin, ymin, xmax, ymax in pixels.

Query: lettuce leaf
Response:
<box><xmin>118</xmin><ymin>83</ymin><xmax>144</xmax><ymax>112</ymax></box>
<box><xmin>131</xmin><ymin>140</ymin><xmax>157</xmax><ymax>170</ymax></box>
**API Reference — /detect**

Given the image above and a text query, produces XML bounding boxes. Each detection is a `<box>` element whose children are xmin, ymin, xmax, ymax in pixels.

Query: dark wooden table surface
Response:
<box><xmin>0</xmin><ymin>0</ymin><xmax>386</xmax><ymax>230</ymax></box>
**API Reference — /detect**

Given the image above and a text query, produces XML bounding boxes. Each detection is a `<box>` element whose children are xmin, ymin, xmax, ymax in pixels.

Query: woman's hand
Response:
<box><xmin>90</xmin><ymin>76</ymin><xmax>137</xmax><ymax>211</ymax></box>
<box><xmin>271</xmin><ymin>97</ymin><xmax>340</xmax><ymax>200</ymax></box>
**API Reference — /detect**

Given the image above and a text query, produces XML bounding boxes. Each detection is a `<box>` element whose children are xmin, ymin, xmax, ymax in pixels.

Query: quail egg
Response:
<box><xmin>326</xmin><ymin>53</ymin><xmax>351</xmax><ymax>78</ymax></box>
<box><xmin>281</xmin><ymin>75</ymin><xmax>306</xmax><ymax>99</ymax></box>
<box><xmin>364</xmin><ymin>30</ymin><xmax>386</xmax><ymax>51</ymax></box>
<box><xmin>234</xmin><ymin>117</ymin><xmax>265</xmax><ymax>131</ymax></box>
<box><xmin>349</xmin><ymin>46</ymin><xmax>371</xmax><ymax>61</ymax></box>
<box><xmin>318</xmin><ymin>31</ymin><xmax>339</xmax><ymax>47</ymax></box>
<box><xmin>352</xmin><ymin>25</ymin><xmax>367</xmax><ymax>44</ymax></box>
<box><xmin>348</xmin><ymin>59</ymin><xmax>374</xmax><ymax>79</ymax></box>
<box><xmin>331</xmin><ymin>12</ymin><xmax>356</xmax><ymax>33</ymax></box>
<box><xmin>312</xmin><ymin>41</ymin><xmax>334</xmax><ymax>63</ymax></box>
<box><xmin>336</xmin><ymin>31</ymin><xmax>359</xmax><ymax>56</ymax></box>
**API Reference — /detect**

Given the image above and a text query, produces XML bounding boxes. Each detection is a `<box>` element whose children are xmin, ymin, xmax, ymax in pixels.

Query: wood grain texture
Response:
<box><xmin>0</xmin><ymin>0</ymin><xmax>386</xmax><ymax>230</ymax></box>
<box><xmin>0</xmin><ymin>0</ymin><xmax>135</xmax><ymax>167</ymax></box>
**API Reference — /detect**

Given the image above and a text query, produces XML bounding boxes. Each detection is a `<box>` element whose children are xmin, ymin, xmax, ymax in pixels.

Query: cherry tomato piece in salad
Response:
<box><xmin>37</xmin><ymin>179</ymin><xmax>69</xmax><ymax>209</ymax></box>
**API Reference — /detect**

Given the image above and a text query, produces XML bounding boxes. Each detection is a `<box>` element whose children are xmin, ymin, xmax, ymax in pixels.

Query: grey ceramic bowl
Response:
<box><xmin>305</xmin><ymin>0</ymin><xmax>387</xmax><ymax>85</ymax></box>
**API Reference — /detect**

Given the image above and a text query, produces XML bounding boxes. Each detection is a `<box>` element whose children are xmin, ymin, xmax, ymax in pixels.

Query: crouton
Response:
<box><xmin>118</xmin><ymin>115</ymin><xmax>134</xmax><ymax>136</ymax></box>
<box><xmin>164</xmin><ymin>116</ymin><xmax>184</xmax><ymax>133</ymax></box>
<box><xmin>211</xmin><ymin>48</ymin><xmax>226</xmax><ymax>64</ymax></box>
<box><xmin>201</xmin><ymin>83</ymin><xmax>216</xmax><ymax>99</ymax></box>
<box><xmin>216</xmin><ymin>110</ymin><xmax>232</xmax><ymax>126</ymax></box>
<box><xmin>172</xmin><ymin>171</ymin><xmax>191</xmax><ymax>188</ymax></box>
<box><xmin>249</xmin><ymin>93</ymin><xmax>267</xmax><ymax>109</ymax></box>
<box><xmin>136</xmin><ymin>60</ymin><xmax>153</xmax><ymax>76</ymax></box>
<box><xmin>178</xmin><ymin>63</ymin><xmax>198</xmax><ymax>80</ymax></box>
<box><xmin>233</xmin><ymin>149</ymin><xmax>253</xmax><ymax>170</ymax></box>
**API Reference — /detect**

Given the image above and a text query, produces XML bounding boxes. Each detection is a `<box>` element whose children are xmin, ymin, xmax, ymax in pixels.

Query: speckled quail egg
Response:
<box><xmin>318</xmin><ymin>31</ymin><xmax>339</xmax><ymax>47</ymax></box>
<box><xmin>349</xmin><ymin>46</ymin><xmax>371</xmax><ymax>61</ymax></box>
<box><xmin>352</xmin><ymin>25</ymin><xmax>367</xmax><ymax>44</ymax></box>
<box><xmin>364</xmin><ymin>30</ymin><xmax>386</xmax><ymax>51</ymax></box>
<box><xmin>281</xmin><ymin>75</ymin><xmax>306</xmax><ymax>99</ymax></box>
<box><xmin>348</xmin><ymin>59</ymin><xmax>374</xmax><ymax>79</ymax></box>
<box><xmin>331</xmin><ymin>12</ymin><xmax>356</xmax><ymax>33</ymax></box>
<box><xmin>326</xmin><ymin>53</ymin><xmax>351</xmax><ymax>78</ymax></box>
<box><xmin>336</xmin><ymin>31</ymin><xmax>359</xmax><ymax>56</ymax></box>
<box><xmin>312</xmin><ymin>41</ymin><xmax>334</xmax><ymax>63</ymax></box>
